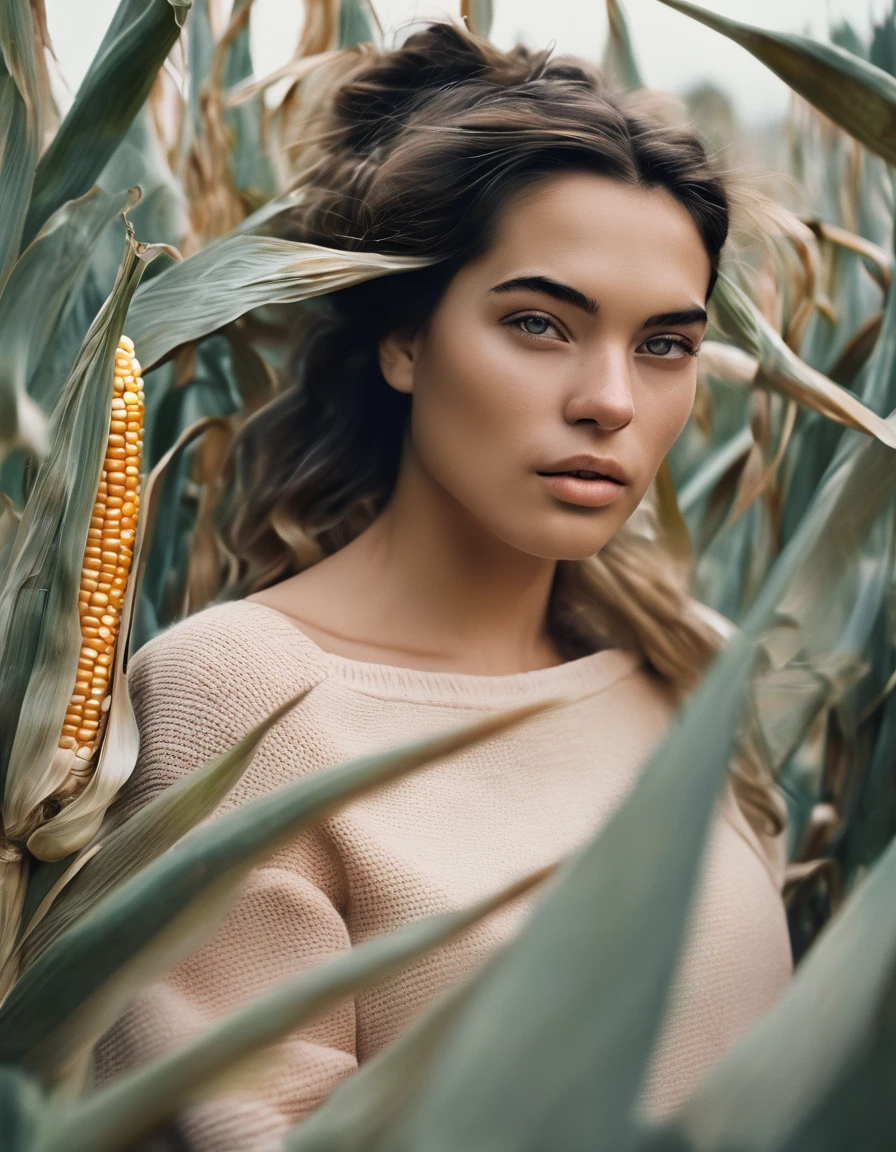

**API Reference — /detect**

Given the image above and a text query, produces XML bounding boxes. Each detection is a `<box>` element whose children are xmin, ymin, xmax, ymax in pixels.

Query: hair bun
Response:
<box><xmin>333</xmin><ymin>22</ymin><xmax>550</xmax><ymax>157</ymax></box>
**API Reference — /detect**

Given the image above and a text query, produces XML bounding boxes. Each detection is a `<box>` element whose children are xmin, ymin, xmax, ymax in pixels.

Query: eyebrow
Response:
<box><xmin>489</xmin><ymin>276</ymin><xmax>599</xmax><ymax>315</ymax></box>
<box><xmin>489</xmin><ymin>277</ymin><xmax>708</xmax><ymax>331</ymax></box>
<box><xmin>642</xmin><ymin>307</ymin><xmax>708</xmax><ymax>329</ymax></box>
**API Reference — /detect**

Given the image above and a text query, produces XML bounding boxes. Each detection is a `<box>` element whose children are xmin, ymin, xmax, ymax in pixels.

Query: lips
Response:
<box><xmin>535</xmin><ymin>455</ymin><xmax>631</xmax><ymax>485</ymax></box>
<box><xmin>552</xmin><ymin>468</ymin><xmax>617</xmax><ymax>481</ymax></box>
<box><xmin>535</xmin><ymin>455</ymin><xmax>630</xmax><ymax>508</ymax></box>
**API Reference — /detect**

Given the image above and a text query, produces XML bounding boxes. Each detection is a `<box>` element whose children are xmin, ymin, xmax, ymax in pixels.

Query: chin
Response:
<box><xmin>496</xmin><ymin>519</ymin><xmax>625</xmax><ymax>563</ymax></box>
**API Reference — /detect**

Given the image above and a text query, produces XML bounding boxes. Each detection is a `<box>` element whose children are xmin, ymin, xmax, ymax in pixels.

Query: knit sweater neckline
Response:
<box><xmin>237</xmin><ymin>599</ymin><xmax>642</xmax><ymax>707</ymax></box>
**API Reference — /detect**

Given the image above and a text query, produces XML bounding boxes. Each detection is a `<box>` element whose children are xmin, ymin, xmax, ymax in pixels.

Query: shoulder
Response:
<box><xmin>121</xmin><ymin>600</ymin><xmax>330</xmax><ymax>803</ymax></box>
<box><xmin>127</xmin><ymin>598</ymin><xmax>327</xmax><ymax>708</ymax></box>
<box><xmin>717</xmin><ymin>781</ymin><xmax>788</xmax><ymax>893</ymax></box>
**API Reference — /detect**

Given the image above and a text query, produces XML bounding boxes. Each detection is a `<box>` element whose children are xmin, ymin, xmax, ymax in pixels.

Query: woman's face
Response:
<box><xmin>380</xmin><ymin>171</ymin><xmax>711</xmax><ymax>561</ymax></box>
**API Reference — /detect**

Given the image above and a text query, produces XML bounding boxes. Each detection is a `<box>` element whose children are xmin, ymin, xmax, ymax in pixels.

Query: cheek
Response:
<box><xmin>638</xmin><ymin>370</ymin><xmax>697</xmax><ymax>464</ymax></box>
<box><xmin>410</xmin><ymin>321</ymin><xmax>537</xmax><ymax>480</ymax></box>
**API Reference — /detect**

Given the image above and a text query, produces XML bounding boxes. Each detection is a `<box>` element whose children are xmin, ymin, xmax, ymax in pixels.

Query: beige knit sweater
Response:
<box><xmin>95</xmin><ymin>599</ymin><xmax>792</xmax><ymax>1151</ymax></box>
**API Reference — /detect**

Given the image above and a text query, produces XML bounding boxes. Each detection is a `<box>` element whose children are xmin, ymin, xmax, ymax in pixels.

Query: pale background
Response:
<box><xmin>46</xmin><ymin>0</ymin><xmax>883</xmax><ymax>126</ymax></box>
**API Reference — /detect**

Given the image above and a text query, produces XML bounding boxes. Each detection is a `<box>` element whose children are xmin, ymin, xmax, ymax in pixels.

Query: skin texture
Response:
<box><xmin>249</xmin><ymin>172</ymin><xmax>710</xmax><ymax>673</ymax></box>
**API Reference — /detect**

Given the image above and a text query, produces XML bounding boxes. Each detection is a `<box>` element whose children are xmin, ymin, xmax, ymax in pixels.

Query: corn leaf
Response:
<box><xmin>853</xmin><ymin>234</ymin><xmax>896</xmax><ymax>420</ymax></box>
<box><xmin>339</xmin><ymin>0</ymin><xmax>376</xmax><ymax>48</ymax></box>
<box><xmin>603</xmin><ymin>0</ymin><xmax>645</xmax><ymax>91</ymax></box>
<box><xmin>22</xmin><ymin>0</ymin><xmax>191</xmax><ymax>244</ymax></box>
<box><xmin>98</xmin><ymin>110</ymin><xmax>188</xmax><ymax>258</ymax></box>
<box><xmin>460</xmin><ymin>0</ymin><xmax>493</xmax><ymax>40</ymax></box>
<box><xmin>126</xmin><ymin>413</ymin><xmax>229</xmax><ymax>654</ymax></box>
<box><xmin>0</xmin><ymin>702</ymin><xmax>548</xmax><ymax>1080</ymax></box>
<box><xmin>0</xmin><ymin>1065</ymin><xmax>42</xmax><ymax>1152</ymax></box>
<box><xmin>660</xmin><ymin>821</ymin><xmax>896</xmax><ymax>1152</ymax></box>
<box><xmin>805</xmin><ymin>219</ymin><xmax>892</xmax><ymax>294</ymax></box>
<box><xmin>378</xmin><ymin>650</ymin><xmax>755</xmax><ymax>1152</ymax></box>
<box><xmin>127</xmin><ymin>237</ymin><xmax>431</xmax><ymax>370</ymax></box>
<box><xmin>0</xmin><ymin>186</ymin><xmax>135</xmax><ymax>466</ymax></box>
<box><xmin>677</xmin><ymin>427</ymin><xmax>753</xmax><ymax>516</ymax></box>
<box><xmin>0</xmin><ymin>0</ymin><xmax>42</xmax><ymax>287</ymax></box>
<box><xmin>713</xmin><ymin>275</ymin><xmax>896</xmax><ymax>449</ymax></box>
<box><xmin>286</xmin><ymin>635</ymin><xmax>753</xmax><ymax>1152</ymax></box>
<box><xmin>20</xmin><ymin>686</ymin><xmax>320</xmax><ymax>966</ymax></box>
<box><xmin>225</xmin><ymin>53</ymin><xmax>339</xmax><ymax>107</ymax></box>
<box><xmin>0</xmin><ymin>213</ymin><xmax>161</xmax><ymax>826</ymax></box>
<box><xmin>222</xmin><ymin>0</ymin><xmax>277</xmax><ymax>202</ymax></box>
<box><xmin>655</xmin><ymin>0</ymin><xmax>896</xmax><ymax>168</ymax></box>
<box><xmin>284</xmin><ymin>967</ymin><xmax>489</xmax><ymax>1152</ymax></box>
<box><xmin>186</xmin><ymin>0</ymin><xmax>215</xmax><ymax>132</ymax></box>
<box><xmin>48</xmin><ymin>872</ymin><xmax>547</xmax><ymax>1152</ymax></box>
<box><xmin>13</xmin><ymin>845</ymin><xmax>101</xmax><ymax>961</ymax></box>
<box><xmin>0</xmin><ymin>490</ymin><xmax>20</xmax><ymax>579</ymax></box>
<box><xmin>288</xmin><ymin>394</ymin><xmax>896</xmax><ymax>1152</ymax></box>
<box><xmin>0</xmin><ymin>852</ymin><xmax>28</xmax><ymax>999</ymax></box>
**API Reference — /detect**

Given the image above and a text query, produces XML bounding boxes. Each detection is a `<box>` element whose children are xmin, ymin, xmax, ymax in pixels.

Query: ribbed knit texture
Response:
<box><xmin>95</xmin><ymin>599</ymin><xmax>792</xmax><ymax>1152</ymax></box>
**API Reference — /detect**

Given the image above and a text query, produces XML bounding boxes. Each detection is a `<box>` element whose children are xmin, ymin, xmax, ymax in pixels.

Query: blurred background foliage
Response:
<box><xmin>1</xmin><ymin>0</ymin><xmax>896</xmax><ymax>1148</ymax></box>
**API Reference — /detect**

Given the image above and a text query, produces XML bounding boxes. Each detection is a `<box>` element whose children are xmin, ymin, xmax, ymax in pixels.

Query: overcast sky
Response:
<box><xmin>47</xmin><ymin>0</ymin><xmax>885</xmax><ymax>126</ymax></box>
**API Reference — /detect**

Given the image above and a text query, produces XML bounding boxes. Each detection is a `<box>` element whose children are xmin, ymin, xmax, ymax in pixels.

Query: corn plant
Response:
<box><xmin>1</xmin><ymin>0</ymin><xmax>896</xmax><ymax>1149</ymax></box>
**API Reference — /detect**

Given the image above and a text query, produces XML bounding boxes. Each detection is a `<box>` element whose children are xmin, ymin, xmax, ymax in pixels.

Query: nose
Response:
<box><xmin>563</xmin><ymin>347</ymin><xmax>634</xmax><ymax>431</ymax></box>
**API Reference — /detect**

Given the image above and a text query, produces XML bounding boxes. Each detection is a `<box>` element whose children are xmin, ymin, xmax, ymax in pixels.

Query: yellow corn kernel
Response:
<box><xmin>55</xmin><ymin>335</ymin><xmax>144</xmax><ymax>782</ymax></box>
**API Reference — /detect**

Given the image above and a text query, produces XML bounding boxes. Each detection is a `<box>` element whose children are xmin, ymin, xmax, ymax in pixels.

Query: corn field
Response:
<box><xmin>0</xmin><ymin>0</ymin><xmax>895</xmax><ymax>1147</ymax></box>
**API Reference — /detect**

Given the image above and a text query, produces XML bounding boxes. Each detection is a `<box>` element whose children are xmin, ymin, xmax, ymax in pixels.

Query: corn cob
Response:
<box><xmin>56</xmin><ymin>336</ymin><xmax>144</xmax><ymax>785</ymax></box>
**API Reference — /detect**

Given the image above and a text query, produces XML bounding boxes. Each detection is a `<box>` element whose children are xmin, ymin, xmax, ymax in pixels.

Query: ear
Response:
<box><xmin>378</xmin><ymin>328</ymin><xmax>419</xmax><ymax>395</ymax></box>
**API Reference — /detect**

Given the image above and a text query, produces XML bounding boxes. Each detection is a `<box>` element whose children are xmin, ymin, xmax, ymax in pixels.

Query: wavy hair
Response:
<box><xmin>220</xmin><ymin>21</ymin><xmax>784</xmax><ymax>837</ymax></box>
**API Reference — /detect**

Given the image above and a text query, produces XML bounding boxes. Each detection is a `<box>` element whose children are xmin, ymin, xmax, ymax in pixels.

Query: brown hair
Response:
<box><xmin>221</xmin><ymin>22</ymin><xmax>783</xmax><ymax>836</ymax></box>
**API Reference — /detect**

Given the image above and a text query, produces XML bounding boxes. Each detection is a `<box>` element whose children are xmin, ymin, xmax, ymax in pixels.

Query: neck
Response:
<box><xmin>269</xmin><ymin>447</ymin><xmax>564</xmax><ymax>674</ymax></box>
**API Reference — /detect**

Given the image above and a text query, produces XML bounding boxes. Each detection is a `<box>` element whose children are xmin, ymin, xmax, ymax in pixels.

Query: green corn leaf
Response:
<box><xmin>677</xmin><ymin>427</ymin><xmax>753</xmax><ymax>516</ymax></box>
<box><xmin>287</xmin><ymin>641</ymin><xmax>754</xmax><ymax>1152</ymax></box>
<box><xmin>168</xmin><ymin>0</ymin><xmax>192</xmax><ymax>27</ymax></box>
<box><xmin>460</xmin><ymin>0</ymin><xmax>493</xmax><ymax>39</ymax></box>
<box><xmin>658</xmin><ymin>821</ymin><xmax>896</xmax><ymax>1152</ymax></box>
<box><xmin>19</xmin><ymin>110</ymin><xmax>187</xmax><ymax>431</ymax></box>
<box><xmin>187</xmin><ymin>0</ymin><xmax>216</xmax><ymax>131</ymax></box>
<box><xmin>22</xmin><ymin>0</ymin><xmax>192</xmax><ymax>245</ymax></box>
<box><xmin>287</xmin><ymin>399</ymin><xmax>896</xmax><ymax>1152</ymax></box>
<box><xmin>0</xmin><ymin>186</ymin><xmax>135</xmax><ymax>466</ymax></box>
<box><xmin>0</xmin><ymin>1065</ymin><xmax>43</xmax><ymax>1152</ymax></box>
<box><xmin>0</xmin><ymin>702</ymin><xmax>548</xmax><ymax>1081</ymax></box>
<box><xmin>0</xmin><ymin>0</ymin><xmax>42</xmax><ymax>287</ymax></box>
<box><xmin>46</xmin><ymin>871</ymin><xmax>546</xmax><ymax>1152</ymax></box>
<box><xmin>603</xmin><ymin>0</ymin><xmax>645</xmax><ymax>91</ymax></box>
<box><xmin>224</xmin><ymin>0</ymin><xmax>277</xmax><ymax>202</ymax></box>
<box><xmin>126</xmin><ymin>236</ymin><xmax>432</xmax><ymax>370</ymax></box>
<box><xmin>19</xmin><ymin>686</ymin><xmax>319</xmax><ymax>966</ymax></box>
<box><xmin>339</xmin><ymin>0</ymin><xmax>376</xmax><ymax>48</ymax></box>
<box><xmin>126</xmin><ymin>413</ymin><xmax>230</xmax><ymax>654</ymax></box>
<box><xmin>655</xmin><ymin>0</ymin><xmax>896</xmax><ymax>167</ymax></box>
<box><xmin>349</xmin><ymin>646</ymin><xmax>755</xmax><ymax>1152</ymax></box>
<box><xmin>743</xmin><ymin>433</ymin><xmax>896</xmax><ymax>678</ymax></box>
<box><xmin>0</xmin><ymin>208</ymin><xmax>161</xmax><ymax>819</ymax></box>
<box><xmin>283</xmin><ymin>966</ymin><xmax>488</xmax><ymax>1152</ymax></box>
<box><xmin>98</xmin><ymin>110</ymin><xmax>187</xmax><ymax>258</ymax></box>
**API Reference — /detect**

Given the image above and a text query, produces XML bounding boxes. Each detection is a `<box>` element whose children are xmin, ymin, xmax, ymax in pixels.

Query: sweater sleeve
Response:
<box><xmin>93</xmin><ymin>604</ymin><xmax>357</xmax><ymax>1152</ymax></box>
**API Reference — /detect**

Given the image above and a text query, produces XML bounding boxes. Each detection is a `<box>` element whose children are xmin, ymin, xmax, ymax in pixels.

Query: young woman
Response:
<box><xmin>97</xmin><ymin>22</ymin><xmax>792</xmax><ymax>1151</ymax></box>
